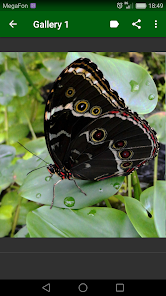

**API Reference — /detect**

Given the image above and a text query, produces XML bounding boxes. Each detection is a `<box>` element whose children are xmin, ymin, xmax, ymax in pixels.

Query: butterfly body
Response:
<box><xmin>44</xmin><ymin>57</ymin><xmax>159</xmax><ymax>205</ymax></box>
<box><xmin>47</xmin><ymin>163</ymin><xmax>71</xmax><ymax>180</ymax></box>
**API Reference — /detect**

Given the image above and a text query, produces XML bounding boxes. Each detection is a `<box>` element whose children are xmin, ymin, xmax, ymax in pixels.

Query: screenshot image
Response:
<box><xmin>0</xmin><ymin>0</ymin><xmax>165</xmax><ymax>292</ymax></box>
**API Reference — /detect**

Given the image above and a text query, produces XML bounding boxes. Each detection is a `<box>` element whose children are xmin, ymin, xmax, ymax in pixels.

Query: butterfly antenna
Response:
<box><xmin>27</xmin><ymin>165</ymin><xmax>48</xmax><ymax>175</ymax></box>
<box><xmin>17</xmin><ymin>142</ymin><xmax>49</xmax><ymax>165</ymax></box>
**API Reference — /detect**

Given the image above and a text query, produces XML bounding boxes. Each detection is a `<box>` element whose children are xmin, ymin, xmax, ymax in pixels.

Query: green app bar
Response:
<box><xmin>0</xmin><ymin>11</ymin><xmax>165</xmax><ymax>37</ymax></box>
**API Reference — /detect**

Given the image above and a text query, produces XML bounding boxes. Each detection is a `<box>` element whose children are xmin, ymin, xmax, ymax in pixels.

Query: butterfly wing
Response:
<box><xmin>44</xmin><ymin>58</ymin><xmax>126</xmax><ymax>167</ymax></box>
<box><xmin>65</xmin><ymin>109</ymin><xmax>159</xmax><ymax>181</ymax></box>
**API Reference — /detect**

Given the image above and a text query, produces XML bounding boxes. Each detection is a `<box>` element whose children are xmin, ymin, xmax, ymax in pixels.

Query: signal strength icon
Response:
<box><xmin>124</xmin><ymin>2</ymin><xmax>133</xmax><ymax>9</ymax></box>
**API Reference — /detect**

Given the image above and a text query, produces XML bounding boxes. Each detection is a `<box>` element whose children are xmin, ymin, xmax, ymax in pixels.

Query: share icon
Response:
<box><xmin>132</xmin><ymin>19</ymin><xmax>141</xmax><ymax>29</ymax></box>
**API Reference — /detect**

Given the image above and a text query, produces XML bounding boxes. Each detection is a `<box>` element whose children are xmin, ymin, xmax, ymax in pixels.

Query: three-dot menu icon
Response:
<box><xmin>155</xmin><ymin>20</ymin><xmax>158</xmax><ymax>28</ymax></box>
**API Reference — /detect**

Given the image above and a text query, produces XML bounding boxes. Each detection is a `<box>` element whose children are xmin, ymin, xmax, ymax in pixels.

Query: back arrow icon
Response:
<box><xmin>9</xmin><ymin>20</ymin><xmax>17</xmax><ymax>28</ymax></box>
<box><xmin>42</xmin><ymin>283</ymin><xmax>50</xmax><ymax>292</ymax></box>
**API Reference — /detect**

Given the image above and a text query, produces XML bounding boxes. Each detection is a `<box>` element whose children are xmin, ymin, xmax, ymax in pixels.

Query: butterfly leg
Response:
<box><xmin>72</xmin><ymin>179</ymin><xmax>87</xmax><ymax>196</ymax></box>
<box><xmin>50</xmin><ymin>179</ymin><xmax>62</xmax><ymax>209</ymax></box>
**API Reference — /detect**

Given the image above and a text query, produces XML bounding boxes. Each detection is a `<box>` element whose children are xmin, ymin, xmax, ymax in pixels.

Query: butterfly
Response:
<box><xmin>44</xmin><ymin>57</ymin><xmax>159</xmax><ymax>208</ymax></box>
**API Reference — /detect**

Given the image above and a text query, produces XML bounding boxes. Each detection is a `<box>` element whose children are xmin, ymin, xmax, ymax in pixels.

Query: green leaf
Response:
<box><xmin>0</xmin><ymin>205</ymin><xmax>13</xmax><ymax>237</ymax></box>
<box><xmin>40</xmin><ymin>59</ymin><xmax>65</xmax><ymax>80</ymax></box>
<box><xmin>0</xmin><ymin>205</ymin><xmax>13</xmax><ymax>219</ymax></box>
<box><xmin>153</xmin><ymin>181</ymin><xmax>166</xmax><ymax>237</ymax></box>
<box><xmin>117</xmin><ymin>195</ymin><xmax>158</xmax><ymax>237</ymax></box>
<box><xmin>19</xmin><ymin>160</ymin><xmax>124</xmax><ymax>209</ymax></box>
<box><xmin>1</xmin><ymin>191</ymin><xmax>20</xmax><ymax>209</ymax></box>
<box><xmin>0</xmin><ymin>145</ymin><xmax>16</xmax><ymax>192</ymax></box>
<box><xmin>0</xmin><ymin>70</ymin><xmax>28</xmax><ymax>105</ymax></box>
<box><xmin>147</xmin><ymin>112</ymin><xmax>166</xmax><ymax>144</ymax></box>
<box><xmin>0</xmin><ymin>52</ymin><xmax>5</xmax><ymax>64</ymax></box>
<box><xmin>14</xmin><ymin>225</ymin><xmax>30</xmax><ymax>237</ymax></box>
<box><xmin>14</xmin><ymin>157</ymin><xmax>44</xmax><ymax>186</ymax></box>
<box><xmin>5</xmin><ymin>52</ymin><xmax>18</xmax><ymax>58</ymax></box>
<box><xmin>17</xmin><ymin>201</ymin><xmax>39</xmax><ymax>225</ymax></box>
<box><xmin>17</xmin><ymin>52</ymin><xmax>38</xmax><ymax>92</ymax></box>
<box><xmin>26</xmin><ymin>206</ymin><xmax>139</xmax><ymax>237</ymax></box>
<box><xmin>139</xmin><ymin>182</ymin><xmax>166</xmax><ymax>237</ymax></box>
<box><xmin>32</xmin><ymin>119</ymin><xmax>44</xmax><ymax>133</ymax></box>
<box><xmin>0</xmin><ymin>165</ymin><xmax>15</xmax><ymax>193</ymax></box>
<box><xmin>65</xmin><ymin>52</ymin><xmax>158</xmax><ymax>114</ymax></box>
<box><xmin>22</xmin><ymin>137</ymin><xmax>46</xmax><ymax>154</ymax></box>
<box><xmin>0</xmin><ymin>144</ymin><xmax>16</xmax><ymax>165</ymax></box>
<box><xmin>140</xmin><ymin>187</ymin><xmax>154</xmax><ymax>216</ymax></box>
<box><xmin>14</xmin><ymin>138</ymin><xmax>49</xmax><ymax>185</ymax></box>
<box><xmin>8</xmin><ymin>123</ymin><xmax>29</xmax><ymax>142</ymax></box>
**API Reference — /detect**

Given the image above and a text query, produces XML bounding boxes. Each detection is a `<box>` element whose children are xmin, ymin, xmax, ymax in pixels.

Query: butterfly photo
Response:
<box><xmin>0</xmin><ymin>52</ymin><xmax>165</xmax><ymax>238</ymax></box>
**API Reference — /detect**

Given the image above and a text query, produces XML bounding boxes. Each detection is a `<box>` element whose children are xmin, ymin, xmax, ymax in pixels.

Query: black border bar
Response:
<box><xmin>0</xmin><ymin>37</ymin><xmax>166</xmax><ymax>51</ymax></box>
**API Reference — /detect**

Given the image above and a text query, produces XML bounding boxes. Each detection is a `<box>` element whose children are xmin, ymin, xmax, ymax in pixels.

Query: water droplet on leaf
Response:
<box><xmin>87</xmin><ymin>209</ymin><xmax>96</xmax><ymax>216</ymax></box>
<box><xmin>45</xmin><ymin>176</ymin><xmax>51</xmax><ymax>182</ymax></box>
<box><xmin>99</xmin><ymin>188</ymin><xmax>103</xmax><ymax>192</ymax></box>
<box><xmin>36</xmin><ymin>193</ymin><xmax>41</xmax><ymax>198</ymax></box>
<box><xmin>129</xmin><ymin>80</ymin><xmax>139</xmax><ymax>92</ymax></box>
<box><xmin>148</xmin><ymin>94</ymin><xmax>155</xmax><ymax>100</ymax></box>
<box><xmin>113</xmin><ymin>183</ymin><xmax>120</xmax><ymax>190</ymax></box>
<box><xmin>145</xmin><ymin>81</ymin><xmax>150</xmax><ymax>86</ymax></box>
<box><xmin>64</xmin><ymin>197</ymin><xmax>75</xmax><ymax>207</ymax></box>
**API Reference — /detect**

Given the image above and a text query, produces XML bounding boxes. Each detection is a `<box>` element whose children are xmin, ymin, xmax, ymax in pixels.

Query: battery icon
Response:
<box><xmin>135</xmin><ymin>3</ymin><xmax>147</xmax><ymax>9</ymax></box>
